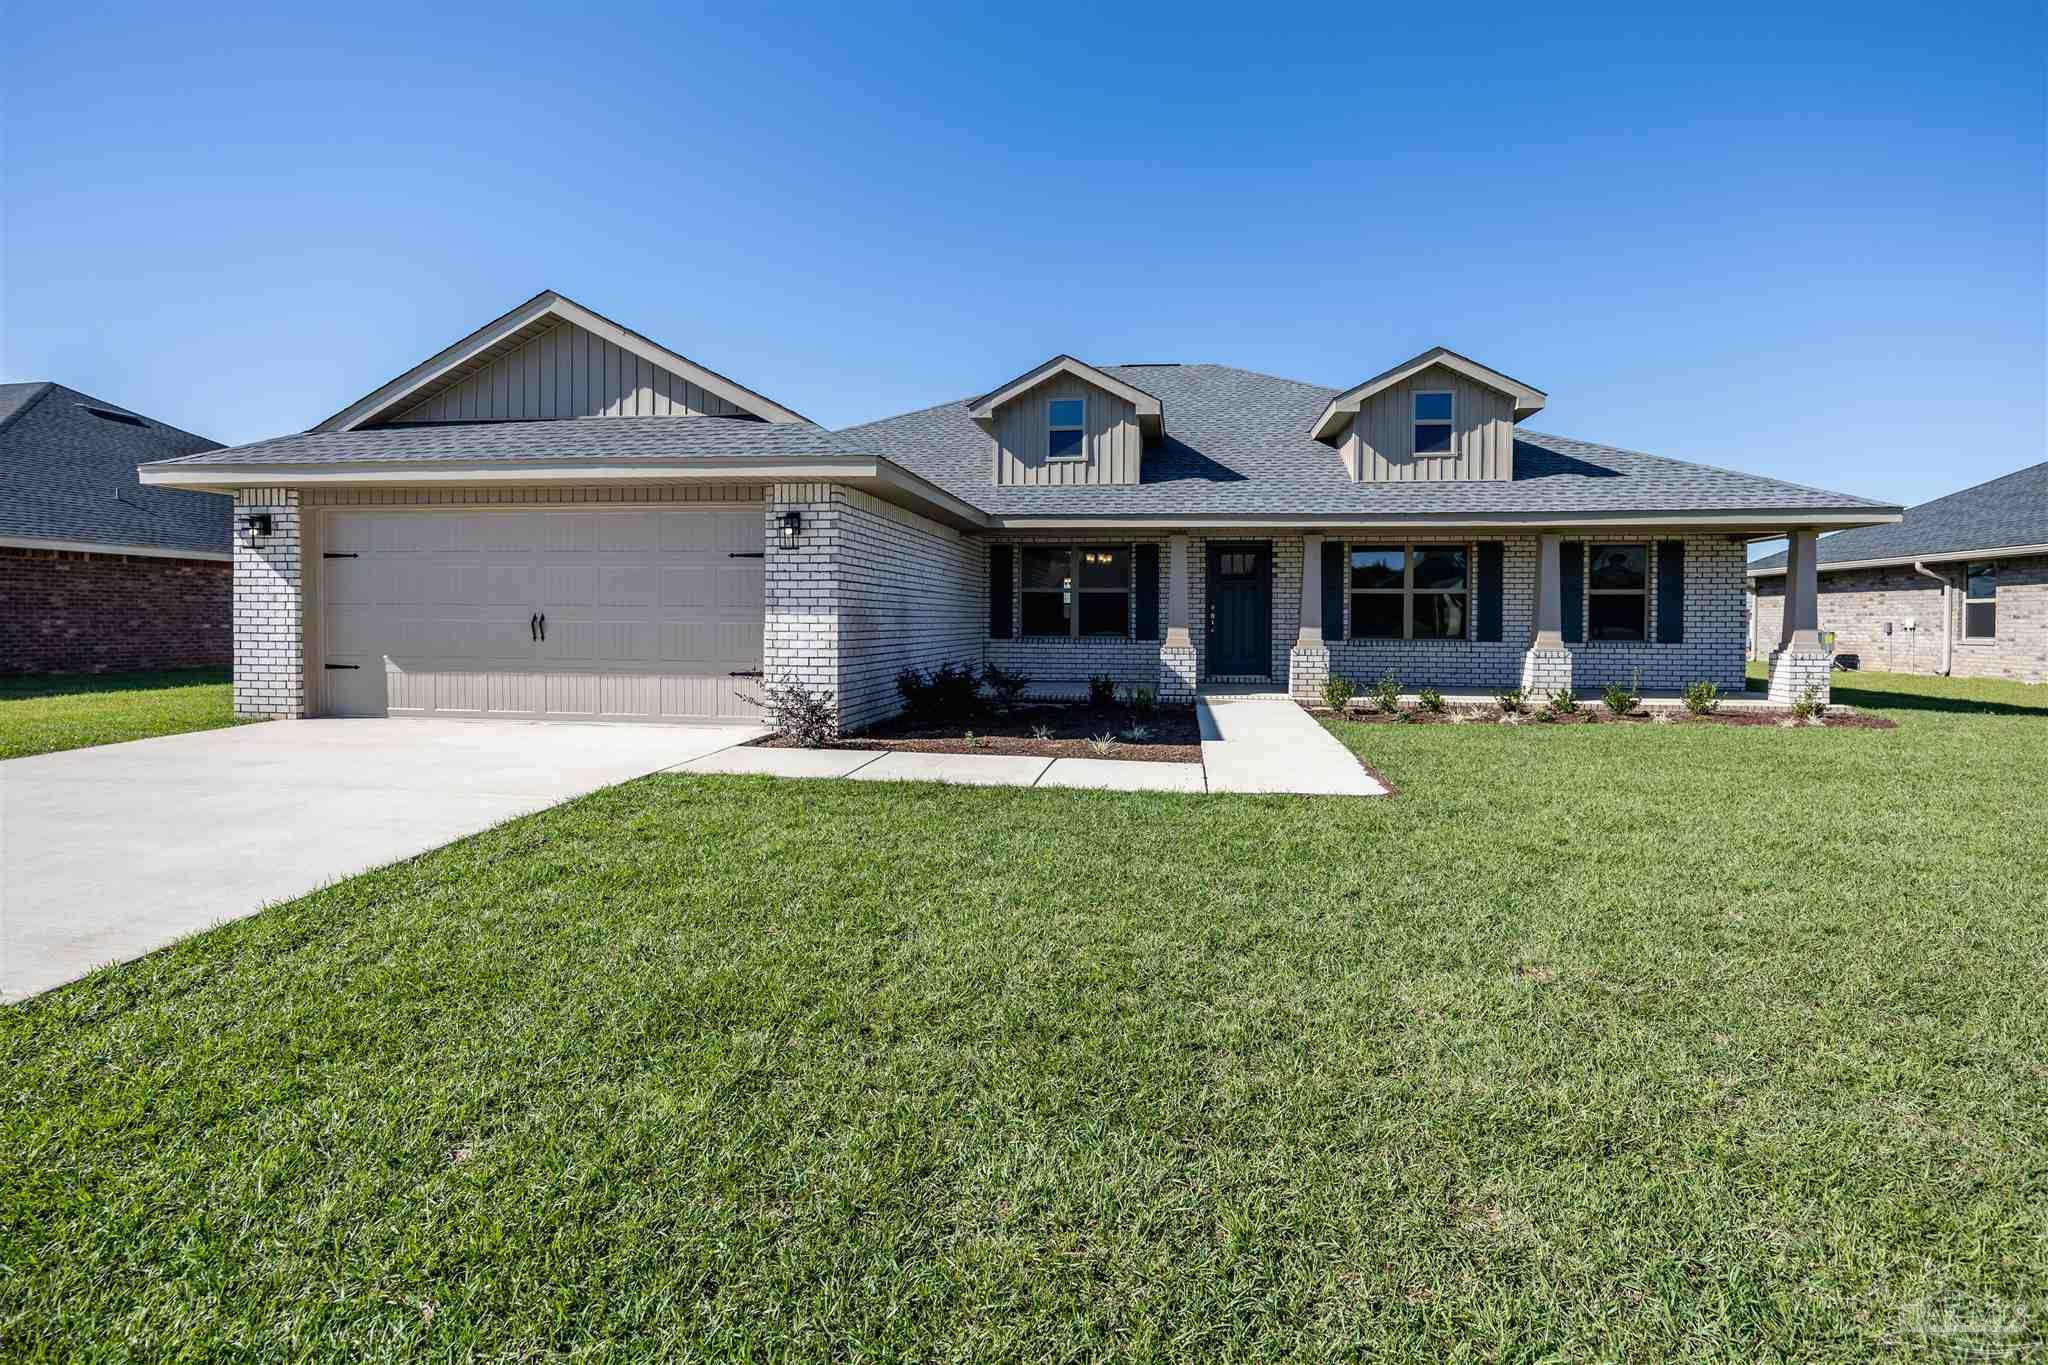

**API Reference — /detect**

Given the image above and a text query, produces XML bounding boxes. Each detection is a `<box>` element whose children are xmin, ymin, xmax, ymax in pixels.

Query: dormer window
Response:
<box><xmin>1047</xmin><ymin>398</ymin><xmax>1085</xmax><ymax>461</ymax></box>
<box><xmin>1413</xmin><ymin>391</ymin><xmax>1454</xmax><ymax>454</ymax></box>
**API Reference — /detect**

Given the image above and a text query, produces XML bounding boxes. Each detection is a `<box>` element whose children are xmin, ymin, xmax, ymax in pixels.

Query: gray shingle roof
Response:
<box><xmin>1747</xmin><ymin>460</ymin><xmax>2047</xmax><ymax>572</ymax></box>
<box><xmin>0</xmin><ymin>383</ymin><xmax>227</xmax><ymax>555</ymax></box>
<box><xmin>150</xmin><ymin>414</ymin><xmax>867</xmax><ymax>465</ymax></box>
<box><xmin>840</xmin><ymin>363</ymin><xmax>1895</xmax><ymax>519</ymax></box>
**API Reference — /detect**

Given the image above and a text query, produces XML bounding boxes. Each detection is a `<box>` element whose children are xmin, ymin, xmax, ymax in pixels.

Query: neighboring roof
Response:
<box><xmin>1748</xmin><ymin>461</ymin><xmax>2048</xmax><ymax>575</ymax></box>
<box><xmin>1310</xmin><ymin>346</ymin><xmax>1547</xmax><ymax>441</ymax></box>
<box><xmin>967</xmin><ymin>356</ymin><xmax>1164</xmax><ymax>441</ymax></box>
<box><xmin>149</xmin><ymin>414</ymin><xmax>867</xmax><ymax>466</ymax></box>
<box><xmin>841</xmin><ymin>363</ymin><xmax>1897</xmax><ymax>523</ymax></box>
<box><xmin>0</xmin><ymin>383</ymin><xmax>227</xmax><ymax>556</ymax></box>
<box><xmin>313</xmin><ymin>290</ymin><xmax>810</xmax><ymax>431</ymax></box>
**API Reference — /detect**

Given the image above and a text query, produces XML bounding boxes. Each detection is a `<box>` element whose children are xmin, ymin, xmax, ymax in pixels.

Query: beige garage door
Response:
<box><xmin>318</xmin><ymin>506</ymin><xmax>765</xmax><ymax>722</ymax></box>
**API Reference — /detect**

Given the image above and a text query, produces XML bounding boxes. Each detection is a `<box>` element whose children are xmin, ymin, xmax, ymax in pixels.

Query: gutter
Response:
<box><xmin>1912</xmin><ymin>560</ymin><xmax>1953</xmax><ymax>675</ymax></box>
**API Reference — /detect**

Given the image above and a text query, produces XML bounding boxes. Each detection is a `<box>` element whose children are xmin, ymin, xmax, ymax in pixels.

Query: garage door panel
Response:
<box><xmin>321</xmin><ymin>507</ymin><xmax>764</xmax><ymax>723</ymax></box>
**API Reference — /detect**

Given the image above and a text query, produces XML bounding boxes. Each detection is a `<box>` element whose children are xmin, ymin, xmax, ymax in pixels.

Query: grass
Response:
<box><xmin>0</xmin><ymin>669</ymin><xmax>237</xmax><ymax>759</ymax></box>
<box><xmin>4</xmin><ymin>669</ymin><xmax>2045</xmax><ymax>1360</ymax></box>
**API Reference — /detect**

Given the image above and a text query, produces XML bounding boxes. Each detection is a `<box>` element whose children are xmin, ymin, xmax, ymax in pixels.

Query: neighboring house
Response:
<box><xmin>138</xmin><ymin>290</ymin><xmax>1899</xmax><ymax>729</ymax></box>
<box><xmin>1748</xmin><ymin>462</ymin><xmax>2046</xmax><ymax>683</ymax></box>
<box><xmin>1</xmin><ymin>383</ymin><xmax>228</xmax><ymax>674</ymax></box>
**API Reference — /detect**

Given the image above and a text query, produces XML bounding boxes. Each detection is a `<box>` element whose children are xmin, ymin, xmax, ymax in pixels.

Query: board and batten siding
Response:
<box><xmin>990</xmin><ymin>375</ymin><xmax>1141</xmax><ymax>486</ymax></box>
<box><xmin>392</xmin><ymin>321</ymin><xmax>749</xmax><ymax>423</ymax></box>
<box><xmin>1342</xmin><ymin>364</ymin><xmax>1514</xmax><ymax>482</ymax></box>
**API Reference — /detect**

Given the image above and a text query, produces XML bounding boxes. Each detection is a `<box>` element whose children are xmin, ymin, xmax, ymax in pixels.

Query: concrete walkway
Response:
<box><xmin>1198</xmin><ymin>696</ymin><xmax>1387</xmax><ymax>796</ymax></box>
<box><xmin>1</xmin><ymin>718</ymin><xmax>769</xmax><ymax>1002</ymax></box>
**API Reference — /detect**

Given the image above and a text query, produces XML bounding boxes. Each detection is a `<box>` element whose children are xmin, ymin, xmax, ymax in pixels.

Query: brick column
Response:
<box><xmin>1159</xmin><ymin>533</ymin><xmax>1197</xmax><ymax>702</ymax></box>
<box><xmin>1288</xmin><ymin>532</ymin><xmax>1331</xmax><ymax>701</ymax></box>
<box><xmin>1521</xmin><ymin>531</ymin><xmax>1573</xmax><ymax>697</ymax></box>
<box><xmin>232</xmin><ymin>487</ymin><xmax>305</xmax><ymax>718</ymax></box>
<box><xmin>1768</xmin><ymin>528</ymin><xmax>1831</xmax><ymax>704</ymax></box>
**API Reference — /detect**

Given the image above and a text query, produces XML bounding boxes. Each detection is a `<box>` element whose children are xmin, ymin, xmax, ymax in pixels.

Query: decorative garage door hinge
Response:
<box><xmin>322</xmin><ymin>552</ymin><xmax>359</xmax><ymax>559</ymax></box>
<box><xmin>727</xmin><ymin>551</ymin><xmax>765</xmax><ymax>559</ymax></box>
<box><xmin>728</xmin><ymin>670</ymin><xmax>764</xmax><ymax>678</ymax></box>
<box><xmin>323</xmin><ymin>663</ymin><xmax>361</xmax><ymax>670</ymax></box>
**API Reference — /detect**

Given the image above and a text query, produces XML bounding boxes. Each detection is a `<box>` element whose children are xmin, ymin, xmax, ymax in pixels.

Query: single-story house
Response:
<box><xmin>2</xmin><ymin>382</ymin><xmax>228</xmax><ymax>674</ymax></box>
<box><xmin>1748</xmin><ymin>461</ymin><xmax>2045</xmax><ymax>683</ymax></box>
<box><xmin>138</xmin><ymin>290</ymin><xmax>1900</xmax><ymax>729</ymax></box>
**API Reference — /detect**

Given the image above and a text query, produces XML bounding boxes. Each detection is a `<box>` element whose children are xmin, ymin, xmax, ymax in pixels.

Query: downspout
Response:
<box><xmin>1912</xmin><ymin>560</ymin><xmax>1952</xmax><ymax>675</ymax></box>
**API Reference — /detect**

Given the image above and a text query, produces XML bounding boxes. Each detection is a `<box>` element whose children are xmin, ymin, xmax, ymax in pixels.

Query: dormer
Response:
<box><xmin>1311</xmin><ymin>347</ymin><xmax>1545</xmax><ymax>482</ymax></box>
<box><xmin>967</xmin><ymin>356</ymin><xmax>1162</xmax><ymax>487</ymax></box>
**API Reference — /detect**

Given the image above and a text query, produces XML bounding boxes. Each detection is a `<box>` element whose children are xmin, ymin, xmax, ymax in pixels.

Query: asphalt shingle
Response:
<box><xmin>153</xmin><ymin>415</ymin><xmax>867</xmax><ymax>466</ymax></box>
<box><xmin>1747</xmin><ymin>461</ymin><xmax>2047</xmax><ymax>572</ymax></box>
<box><xmin>0</xmin><ymin>383</ymin><xmax>227</xmax><ymax>555</ymax></box>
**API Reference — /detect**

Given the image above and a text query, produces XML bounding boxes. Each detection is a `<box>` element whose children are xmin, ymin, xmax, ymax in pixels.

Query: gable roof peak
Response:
<box><xmin>966</xmin><ymin>355</ymin><xmax>1164</xmax><ymax>441</ymax></box>
<box><xmin>313</xmin><ymin>289</ymin><xmax>808</xmax><ymax>432</ymax></box>
<box><xmin>1310</xmin><ymin>346</ymin><xmax>1547</xmax><ymax>443</ymax></box>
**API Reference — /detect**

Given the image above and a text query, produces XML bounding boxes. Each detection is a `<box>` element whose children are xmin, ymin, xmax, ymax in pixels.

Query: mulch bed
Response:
<box><xmin>1306</xmin><ymin>703</ymin><xmax>1895</xmax><ymax>730</ymax></box>
<box><xmin>750</xmin><ymin>703</ymin><xmax>1204</xmax><ymax>764</ymax></box>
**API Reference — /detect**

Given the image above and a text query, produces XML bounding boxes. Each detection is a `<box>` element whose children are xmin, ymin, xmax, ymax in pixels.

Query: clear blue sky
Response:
<box><xmin>4</xmin><ymin>1</ymin><xmax>2042</xmax><ymax>528</ymax></box>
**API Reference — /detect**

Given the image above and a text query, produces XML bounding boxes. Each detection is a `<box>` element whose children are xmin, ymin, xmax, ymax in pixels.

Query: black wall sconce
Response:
<box><xmin>240</xmin><ymin>512</ymin><xmax>273</xmax><ymax>539</ymax></box>
<box><xmin>779</xmin><ymin>510</ymin><xmax>802</xmax><ymax>541</ymax></box>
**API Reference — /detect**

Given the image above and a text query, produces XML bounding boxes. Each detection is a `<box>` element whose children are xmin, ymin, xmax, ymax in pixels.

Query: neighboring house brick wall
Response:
<box><xmin>232</xmin><ymin>488</ymin><xmax>304</xmax><ymax>718</ymax></box>
<box><xmin>765</xmin><ymin>482</ymin><xmax>983</xmax><ymax>734</ymax></box>
<box><xmin>0</xmin><ymin>546</ymin><xmax>230</xmax><ymax>674</ymax></box>
<box><xmin>1754</xmin><ymin>554</ymin><xmax>2048</xmax><ymax>683</ymax></box>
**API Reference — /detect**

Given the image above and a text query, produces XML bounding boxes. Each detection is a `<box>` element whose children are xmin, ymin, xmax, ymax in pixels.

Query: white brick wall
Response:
<box><xmin>232</xmin><ymin>487</ymin><xmax>304</xmax><ymax>718</ymax></box>
<box><xmin>765</xmin><ymin>482</ymin><xmax>985</xmax><ymax>734</ymax></box>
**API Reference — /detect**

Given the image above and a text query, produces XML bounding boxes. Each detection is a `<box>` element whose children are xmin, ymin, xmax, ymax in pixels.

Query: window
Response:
<box><xmin>1586</xmin><ymin>543</ymin><xmax>1648</xmax><ymax>641</ymax></box>
<box><xmin>1348</xmin><ymin>544</ymin><xmax>1468</xmax><ymax>639</ymax></box>
<box><xmin>1413</xmin><ymin>390</ymin><xmax>1453</xmax><ymax>455</ymax></box>
<box><xmin>1964</xmin><ymin>561</ymin><xmax>1998</xmax><ymax>639</ymax></box>
<box><xmin>1020</xmin><ymin>545</ymin><xmax>1130</xmax><ymax>638</ymax></box>
<box><xmin>1048</xmin><ymin>398</ymin><xmax>1085</xmax><ymax>460</ymax></box>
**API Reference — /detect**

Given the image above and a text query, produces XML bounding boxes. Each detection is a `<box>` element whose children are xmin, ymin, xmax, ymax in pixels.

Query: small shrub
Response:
<box><xmin>1683</xmin><ymin>679</ymin><xmax>1722</xmax><ymax>716</ymax></box>
<box><xmin>1789</xmin><ymin>683</ymin><xmax>1825</xmax><ymax>721</ymax></box>
<box><xmin>982</xmin><ymin>664</ymin><xmax>1031</xmax><ymax>710</ymax></box>
<box><xmin>1496</xmin><ymin>688</ymin><xmax>1525</xmax><ymax>716</ymax></box>
<box><xmin>1321</xmin><ymin>675</ymin><xmax>1356</xmax><ymax>711</ymax></box>
<box><xmin>1087</xmin><ymin>732</ymin><xmax>1116</xmax><ymax>755</ymax></box>
<box><xmin>1122</xmin><ymin>725</ymin><xmax>1152</xmax><ymax>743</ymax></box>
<box><xmin>928</xmin><ymin>662</ymin><xmax>983</xmax><ymax>718</ymax></box>
<box><xmin>1087</xmin><ymin>674</ymin><xmax>1118</xmax><ymax>707</ymax></box>
<box><xmin>1417</xmin><ymin>687</ymin><xmax>1447</xmax><ymax>714</ymax></box>
<box><xmin>1601</xmin><ymin>681</ymin><xmax>1638</xmax><ymax>717</ymax></box>
<box><xmin>737</xmin><ymin>677</ymin><xmax>838</xmax><ymax>748</ymax></box>
<box><xmin>894</xmin><ymin>666</ymin><xmax>930</xmax><ymax>714</ymax></box>
<box><xmin>1372</xmin><ymin>671</ymin><xmax>1402</xmax><ymax>715</ymax></box>
<box><xmin>1547</xmin><ymin>686</ymin><xmax>1579</xmax><ymax>717</ymax></box>
<box><xmin>1127</xmin><ymin>685</ymin><xmax>1157</xmax><ymax>716</ymax></box>
<box><xmin>965</xmin><ymin>730</ymin><xmax>989</xmax><ymax>749</ymax></box>
<box><xmin>1030</xmin><ymin>724</ymin><xmax>1053</xmax><ymax>741</ymax></box>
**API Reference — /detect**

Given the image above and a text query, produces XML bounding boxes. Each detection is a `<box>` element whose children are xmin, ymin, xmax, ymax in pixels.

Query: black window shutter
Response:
<box><xmin>1560</xmin><ymin>540</ymin><xmax>1585</xmax><ymax>643</ymax></box>
<box><xmin>1135</xmin><ymin>543</ymin><xmax>1160</xmax><ymax>640</ymax></box>
<box><xmin>1320</xmin><ymin>540</ymin><xmax>1345</xmax><ymax>641</ymax></box>
<box><xmin>988</xmin><ymin>545</ymin><xmax>1013</xmax><ymax>639</ymax></box>
<box><xmin>1657</xmin><ymin>540</ymin><xmax>1685</xmax><ymax>644</ymax></box>
<box><xmin>1476</xmin><ymin>541</ymin><xmax>1504</xmax><ymax>642</ymax></box>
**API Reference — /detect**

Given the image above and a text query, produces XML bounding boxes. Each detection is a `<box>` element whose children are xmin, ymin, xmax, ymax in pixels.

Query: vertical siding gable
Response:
<box><xmin>989</xmin><ymin>374</ymin><xmax>1142</xmax><ymax>486</ymax></box>
<box><xmin>1350</xmin><ymin>363</ymin><xmax>1515</xmax><ymax>482</ymax></box>
<box><xmin>391</xmin><ymin>321</ymin><xmax>750</xmax><ymax>423</ymax></box>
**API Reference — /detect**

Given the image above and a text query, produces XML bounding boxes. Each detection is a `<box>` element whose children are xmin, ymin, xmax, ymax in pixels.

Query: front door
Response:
<box><xmin>1206</xmin><ymin>542</ymin><xmax>1272</xmax><ymax>677</ymax></box>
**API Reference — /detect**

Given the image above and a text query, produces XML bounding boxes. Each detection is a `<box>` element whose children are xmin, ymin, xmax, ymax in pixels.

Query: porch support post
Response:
<box><xmin>1520</xmin><ymin>532</ymin><xmax>1573</xmax><ymax>697</ymax></box>
<box><xmin>1159</xmin><ymin>533</ymin><xmax>1197</xmax><ymax>703</ymax></box>
<box><xmin>1289</xmin><ymin>533</ymin><xmax>1331</xmax><ymax>702</ymax></box>
<box><xmin>1767</xmin><ymin>528</ymin><xmax>1831</xmax><ymax>706</ymax></box>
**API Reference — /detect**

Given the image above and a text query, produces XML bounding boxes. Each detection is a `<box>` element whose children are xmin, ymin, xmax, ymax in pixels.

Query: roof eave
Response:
<box><xmin>1747</xmin><ymin>538</ymin><xmax>2047</xmax><ymax>577</ymax></box>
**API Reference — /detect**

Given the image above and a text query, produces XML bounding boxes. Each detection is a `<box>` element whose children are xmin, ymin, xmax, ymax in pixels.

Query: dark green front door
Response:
<box><xmin>1206</xmin><ymin>542</ymin><xmax>1271</xmax><ymax>677</ymax></box>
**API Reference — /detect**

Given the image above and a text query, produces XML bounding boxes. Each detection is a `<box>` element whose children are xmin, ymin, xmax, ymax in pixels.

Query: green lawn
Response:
<box><xmin>0</xmin><ymin>669</ymin><xmax>237</xmax><ymax>759</ymax></box>
<box><xmin>4</xmin><ymin>670</ymin><xmax>2044</xmax><ymax>1360</ymax></box>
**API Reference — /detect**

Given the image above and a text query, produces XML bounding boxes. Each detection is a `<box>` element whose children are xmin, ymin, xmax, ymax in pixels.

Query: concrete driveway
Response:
<box><xmin>0</xmin><ymin>718</ymin><xmax>763</xmax><ymax>1002</ymax></box>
